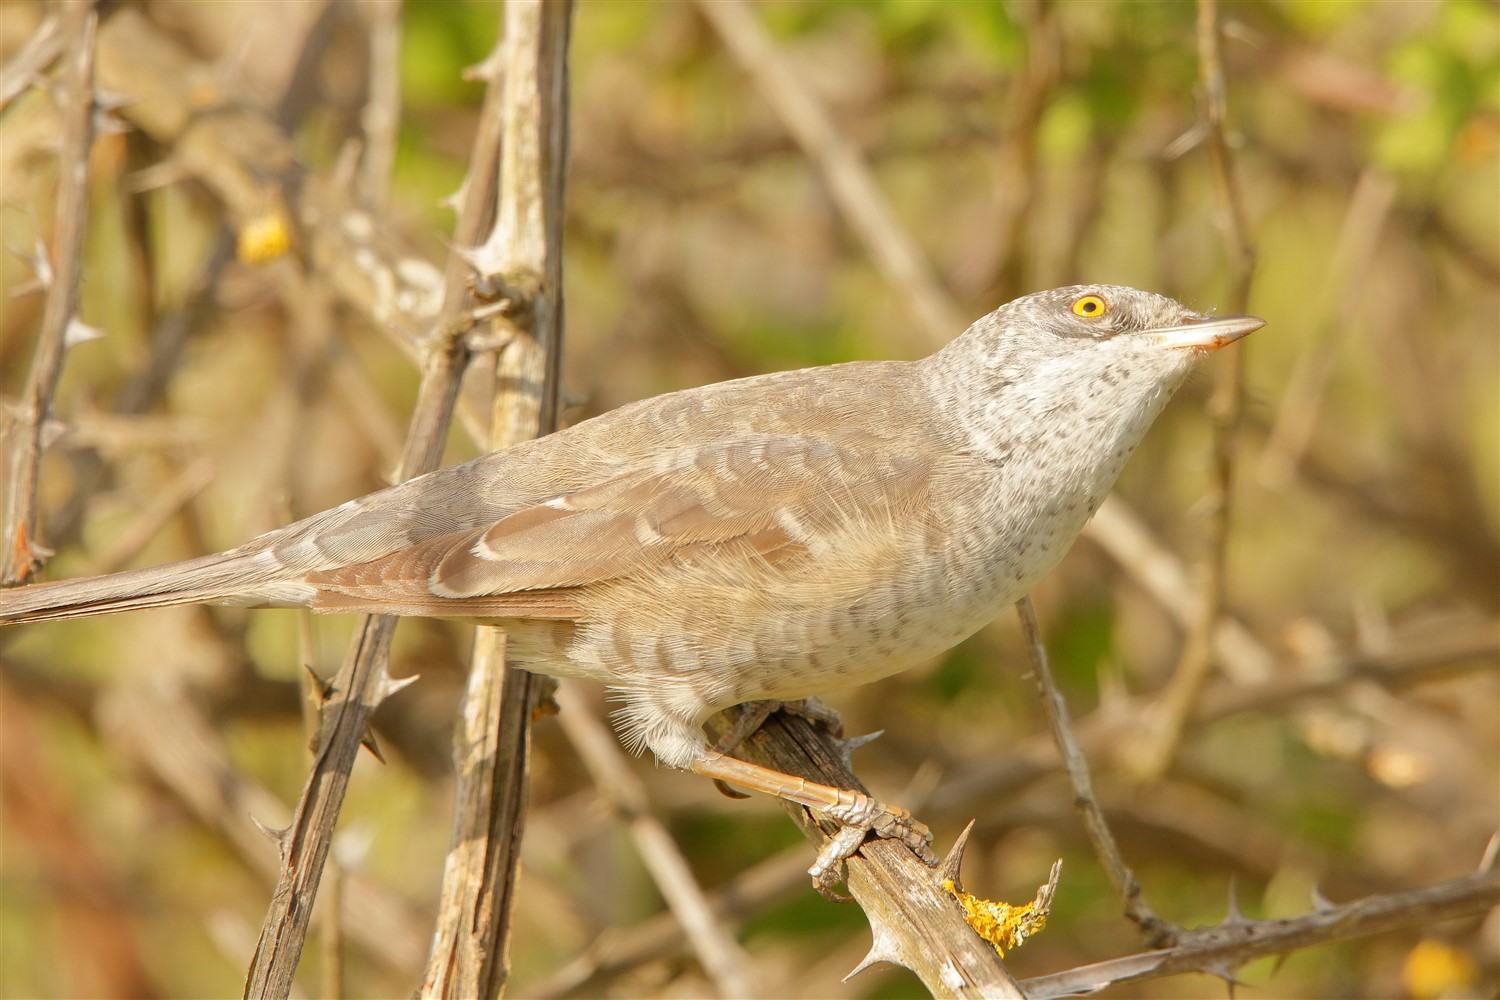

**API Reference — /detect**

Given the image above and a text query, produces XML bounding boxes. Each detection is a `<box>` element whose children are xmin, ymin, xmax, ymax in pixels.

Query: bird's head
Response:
<box><xmin>952</xmin><ymin>284</ymin><xmax>1261</xmax><ymax>381</ymax></box>
<box><xmin>925</xmin><ymin>284</ymin><xmax>1263</xmax><ymax>461</ymax></box>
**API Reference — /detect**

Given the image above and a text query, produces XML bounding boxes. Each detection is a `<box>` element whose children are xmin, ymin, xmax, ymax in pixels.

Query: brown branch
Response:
<box><xmin>932</xmin><ymin>618</ymin><xmax>1498</xmax><ymax>814</ymax></box>
<box><xmin>1015</xmin><ymin>597</ymin><xmax>1173</xmax><ymax>945</ymax></box>
<box><xmin>0</xmin><ymin>11</ymin><xmax>61</xmax><ymax>113</ymax></box>
<box><xmin>420</xmin><ymin>3</ymin><xmax>572</xmax><ymax>996</ymax></box>
<box><xmin>1129</xmin><ymin>0</ymin><xmax>1260</xmax><ymax>779</ymax></box>
<box><xmin>2</xmin><ymin>2</ymin><xmax>97</xmax><ymax>584</ymax></box>
<box><xmin>90</xmin><ymin>9</ymin><xmax>490</xmax><ymax>446</ymax></box>
<box><xmin>528</xmin><ymin>847</ymin><xmax>813</xmax><ymax>998</ymax></box>
<box><xmin>718</xmin><ymin>711</ymin><xmax>1022</xmax><ymax>998</ymax></box>
<box><xmin>1018</xmin><ymin>870</ymin><xmax>1500</xmax><ymax>998</ymax></box>
<box><xmin>554</xmin><ymin>683</ymin><xmax>758</xmax><ymax>997</ymax></box>
<box><xmin>242</xmin><ymin>1</ymin><xmax>528</xmax><ymax>988</ymax></box>
<box><xmin>241</xmin><ymin>262</ymin><xmax>471</xmax><ymax>1000</ymax></box>
<box><xmin>94</xmin><ymin>677</ymin><xmax>427</xmax><ymax>978</ymax></box>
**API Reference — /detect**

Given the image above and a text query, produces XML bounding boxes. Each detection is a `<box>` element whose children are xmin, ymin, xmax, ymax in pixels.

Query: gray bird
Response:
<box><xmin>1</xmin><ymin>284</ymin><xmax>1261</xmax><ymax>878</ymax></box>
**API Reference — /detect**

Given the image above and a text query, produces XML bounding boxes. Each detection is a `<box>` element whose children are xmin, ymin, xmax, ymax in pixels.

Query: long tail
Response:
<box><xmin>0</xmin><ymin>549</ymin><xmax>294</xmax><ymax>626</ymax></box>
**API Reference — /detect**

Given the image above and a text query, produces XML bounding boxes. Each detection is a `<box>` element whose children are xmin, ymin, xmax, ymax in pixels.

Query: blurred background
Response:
<box><xmin>0</xmin><ymin>1</ymin><xmax>1496</xmax><ymax>997</ymax></box>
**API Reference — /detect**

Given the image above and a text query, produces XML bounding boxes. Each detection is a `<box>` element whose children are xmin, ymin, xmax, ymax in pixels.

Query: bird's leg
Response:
<box><xmin>689</xmin><ymin>748</ymin><xmax>935</xmax><ymax>888</ymax></box>
<box><xmin>708</xmin><ymin>698</ymin><xmax>845</xmax><ymax>799</ymax></box>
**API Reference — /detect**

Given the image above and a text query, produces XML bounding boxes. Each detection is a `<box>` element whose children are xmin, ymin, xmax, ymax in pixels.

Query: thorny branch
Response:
<box><xmin>2</xmin><ymin>3</ymin><xmax>97</xmax><ymax>584</ymax></box>
<box><xmin>1019</xmin><ymin>869</ymin><xmax>1500</xmax><ymax>999</ymax></box>
<box><xmin>243</xmin><ymin>3</ymin><xmax>531</xmax><ymax>992</ymax></box>
<box><xmin>556</xmin><ymin>683</ymin><xmax>757</xmax><ymax>997</ymax></box>
<box><xmin>420</xmin><ymin>3</ymin><xmax>572</xmax><ymax>997</ymax></box>
<box><xmin>1016</xmin><ymin>598</ymin><xmax>1172</xmax><ymax>944</ymax></box>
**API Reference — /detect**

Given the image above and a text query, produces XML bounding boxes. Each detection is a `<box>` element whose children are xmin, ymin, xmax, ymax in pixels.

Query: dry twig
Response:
<box><xmin>421</xmin><ymin>3</ymin><xmax>572</xmax><ymax>996</ymax></box>
<box><xmin>0</xmin><ymin>10</ymin><xmax>61</xmax><ymax>113</ymax></box>
<box><xmin>1015</xmin><ymin>597</ymin><xmax>1172</xmax><ymax>944</ymax></box>
<box><xmin>528</xmin><ymin>847</ymin><xmax>814</xmax><ymax>998</ymax></box>
<box><xmin>2</xmin><ymin>2</ymin><xmax>97</xmax><ymax>584</ymax></box>
<box><xmin>556</xmin><ymin>683</ymin><xmax>758</xmax><ymax>998</ymax></box>
<box><xmin>242</xmin><ymin>0</ymin><xmax>534</xmax><ymax>986</ymax></box>
<box><xmin>1018</xmin><ymin>870</ymin><xmax>1500</xmax><ymax>998</ymax></box>
<box><xmin>717</xmin><ymin>710</ymin><xmax>1022</xmax><ymax>997</ymax></box>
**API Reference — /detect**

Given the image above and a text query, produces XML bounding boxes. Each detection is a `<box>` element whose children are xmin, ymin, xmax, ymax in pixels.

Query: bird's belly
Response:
<box><xmin>520</xmin><ymin>536</ymin><xmax>1037</xmax><ymax>714</ymax></box>
<box><xmin>504</xmin><ymin>478</ymin><xmax>1092</xmax><ymax>717</ymax></box>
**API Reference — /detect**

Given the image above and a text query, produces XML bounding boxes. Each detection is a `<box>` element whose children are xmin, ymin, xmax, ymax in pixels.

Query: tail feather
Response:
<box><xmin>0</xmin><ymin>551</ymin><xmax>294</xmax><ymax>626</ymax></box>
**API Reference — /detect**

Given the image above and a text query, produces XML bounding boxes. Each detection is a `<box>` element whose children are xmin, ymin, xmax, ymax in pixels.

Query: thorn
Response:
<box><xmin>374</xmin><ymin>671</ymin><xmax>419</xmax><ymax>704</ymax></box>
<box><xmin>93</xmin><ymin>88</ymin><xmax>132</xmax><ymax>114</ymax></box>
<box><xmin>1309</xmin><ymin>883</ymin><xmax>1336</xmax><ymax>913</ymax></box>
<box><xmin>453</xmin><ymin>242</ymin><xmax>499</xmax><ymax>292</ymax></box>
<box><xmin>937</xmin><ymin>818</ymin><xmax>977</xmax><ymax>887</ymax></box>
<box><xmin>1200</xmin><ymin>959</ymin><xmax>1246</xmax><ymax>988</ymax></box>
<box><xmin>360</xmin><ymin>726</ymin><xmax>386</xmax><ymax>764</ymax></box>
<box><xmin>1220</xmin><ymin>875</ymin><xmax>1247</xmax><ymax>926</ymax></box>
<box><xmin>842</xmin><ymin>946</ymin><xmax>888</xmax><ymax>982</ymax></box>
<box><xmin>440</xmin><ymin>173</ymin><xmax>469</xmax><ymax>213</ymax></box>
<box><xmin>64</xmin><ymin>318</ymin><xmax>103</xmax><ymax>348</ymax></box>
<box><xmin>8</xmin><ymin>234</ymin><xmax>52</xmax><ymax>291</ymax></box>
<box><xmin>250</xmin><ymin>814</ymin><xmax>289</xmax><ymax>847</ymax></box>
<box><xmin>842</xmin><ymin>920</ymin><xmax>906</xmax><ymax>982</ymax></box>
<box><xmin>1478</xmin><ymin>830</ymin><xmax>1500</xmax><ymax>872</ymax></box>
<box><xmin>8</xmin><ymin>522</ymin><xmax>50</xmax><ymax>582</ymax></box>
<box><xmin>462</xmin><ymin>46</ymin><xmax>505</xmax><ymax>83</ymax></box>
<box><xmin>303</xmin><ymin>663</ymin><xmax>334</xmax><ymax>705</ymax></box>
<box><xmin>91</xmin><ymin>102</ymin><xmax>131</xmax><ymax>136</ymax></box>
<box><xmin>533</xmin><ymin>677</ymin><xmax>561</xmax><ymax>720</ymax></box>
<box><xmin>38</xmin><ymin>417</ymin><xmax>71</xmax><ymax>450</ymax></box>
<box><xmin>829</xmin><ymin>729</ymin><xmax>882</xmax><ymax>770</ymax></box>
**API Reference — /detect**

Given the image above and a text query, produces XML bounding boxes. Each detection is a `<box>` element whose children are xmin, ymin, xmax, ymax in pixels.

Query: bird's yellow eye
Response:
<box><xmin>1072</xmin><ymin>295</ymin><xmax>1107</xmax><ymax>318</ymax></box>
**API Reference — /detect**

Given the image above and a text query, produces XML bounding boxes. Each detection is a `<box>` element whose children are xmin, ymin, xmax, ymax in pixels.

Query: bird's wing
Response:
<box><xmin>305</xmin><ymin>435</ymin><xmax>935</xmax><ymax>618</ymax></box>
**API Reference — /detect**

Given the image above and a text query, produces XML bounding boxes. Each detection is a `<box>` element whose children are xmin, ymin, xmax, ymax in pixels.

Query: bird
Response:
<box><xmin>1</xmin><ymin>284</ymin><xmax>1261</xmax><ymax>880</ymax></box>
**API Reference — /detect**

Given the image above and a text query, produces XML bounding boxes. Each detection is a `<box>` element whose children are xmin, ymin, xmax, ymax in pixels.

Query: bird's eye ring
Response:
<box><xmin>1072</xmin><ymin>295</ymin><xmax>1107</xmax><ymax>318</ymax></box>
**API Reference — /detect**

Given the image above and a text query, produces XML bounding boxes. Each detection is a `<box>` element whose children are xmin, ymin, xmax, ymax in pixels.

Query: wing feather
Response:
<box><xmin>306</xmin><ymin>436</ymin><xmax>933</xmax><ymax>616</ymax></box>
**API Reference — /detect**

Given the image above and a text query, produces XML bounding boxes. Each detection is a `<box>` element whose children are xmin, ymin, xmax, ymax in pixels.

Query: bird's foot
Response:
<box><xmin>809</xmin><ymin>791</ymin><xmax>935</xmax><ymax>893</ymax></box>
<box><xmin>688</xmin><ymin>749</ymin><xmax>936</xmax><ymax>894</ymax></box>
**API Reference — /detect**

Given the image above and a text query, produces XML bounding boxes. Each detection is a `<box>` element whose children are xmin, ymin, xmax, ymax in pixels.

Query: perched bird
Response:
<box><xmin>1</xmin><ymin>284</ymin><xmax>1261</xmax><ymax>879</ymax></box>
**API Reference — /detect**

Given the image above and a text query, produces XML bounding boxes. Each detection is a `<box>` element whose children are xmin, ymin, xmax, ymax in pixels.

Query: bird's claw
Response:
<box><xmin>807</xmin><ymin>795</ymin><xmax>936</xmax><ymax>892</ymax></box>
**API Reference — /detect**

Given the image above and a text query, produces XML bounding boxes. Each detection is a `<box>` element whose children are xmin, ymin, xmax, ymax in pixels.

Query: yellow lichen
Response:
<box><xmin>943</xmin><ymin>859</ymin><xmax>1062</xmax><ymax>958</ymax></box>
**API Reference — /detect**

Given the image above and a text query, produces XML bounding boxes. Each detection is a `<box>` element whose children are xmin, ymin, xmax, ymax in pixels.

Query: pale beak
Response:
<box><xmin>1149</xmin><ymin>314</ymin><xmax>1265</xmax><ymax>351</ymax></box>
